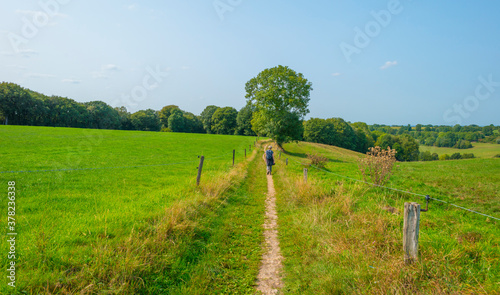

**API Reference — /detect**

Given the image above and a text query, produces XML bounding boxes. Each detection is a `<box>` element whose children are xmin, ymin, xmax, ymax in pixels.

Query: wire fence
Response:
<box><xmin>286</xmin><ymin>156</ymin><xmax>500</xmax><ymax>222</ymax></box>
<box><xmin>0</xmin><ymin>154</ymin><xmax>230</xmax><ymax>174</ymax></box>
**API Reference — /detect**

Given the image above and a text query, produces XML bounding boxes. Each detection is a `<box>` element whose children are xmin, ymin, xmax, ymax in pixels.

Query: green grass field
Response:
<box><xmin>420</xmin><ymin>142</ymin><xmax>500</xmax><ymax>158</ymax></box>
<box><xmin>1</xmin><ymin>125</ymin><xmax>499</xmax><ymax>294</ymax></box>
<box><xmin>0</xmin><ymin>125</ymin><xmax>259</xmax><ymax>293</ymax></box>
<box><xmin>276</xmin><ymin>141</ymin><xmax>500</xmax><ymax>294</ymax></box>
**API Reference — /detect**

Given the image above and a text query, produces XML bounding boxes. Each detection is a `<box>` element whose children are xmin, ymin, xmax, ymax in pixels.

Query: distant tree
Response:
<box><xmin>85</xmin><ymin>101</ymin><xmax>121</xmax><ymax>129</ymax></box>
<box><xmin>245</xmin><ymin>65</ymin><xmax>312</xmax><ymax>147</ymax></box>
<box><xmin>483</xmin><ymin>125</ymin><xmax>494</xmax><ymax>136</ymax></box>
<box><xmin>211</xmin><ymin>107</ymin><xmax>238</xmax><ymax>135</ymax></box>
<box><xmin>130</xmin><ymin>109</ymin><xmax>161</xmax><ymax>131</ymax></box>
<box><xmin>0</xmin><ymin>82</ymin><xmax>36</xmax><ymax>125</ymax></box>
<box><xmin>115</xmin><ymin>106</ymin><xmax>134</xmax><ymax>130</ymax></box>
<box><xmin>159</xmin><ymin>105</ymin><xmax>180</xmax><ymax>128</ymax></box>
<box><xmin>303</xmin><ymin>118</ymin><xmax>337</xmax><ymax>145</ymax></box>
<box><xmin>235</xmin><ymin>103</ymin><xmax>256</xmax><ymax>136</ymax></box>
<box><xmin>200</xmin><ymin>105</ymin><xmax>220</xmax><ymax>134</ymax></box>
<box><xmin>167</xmin><ymin>109</ymin><xmax>186</xmax><ymax>132</ymax></box>
<box><xmin>327</xmin><ymin>118</ymin><xmax>357</xmax><ymax>150</ymax></box>
<box><xmin>450</xmin><ymin>153</ymin><xmax>462</xmax><ymax>160</ymax></box>
<box><xmin>455</xmin><ymin>140</ymin><xmax>472</xmax><ymax>149</ymax></box>
<box><xmin>415</xmin><ymin>124</ymin><xmax>422</xmax><ymax>132</ymax></box>
<box><xmin>183</xmin><ymin>112</ymin><xmax>204</xmax><ymax>133</ymax></box>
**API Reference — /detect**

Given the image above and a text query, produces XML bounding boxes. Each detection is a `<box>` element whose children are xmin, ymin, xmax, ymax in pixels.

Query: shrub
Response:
<box><xmin>494</xmin><ymin>154</ymin><xmax>500</xmax><ymax>158</ymax></box>
<box><xmin>307</xmin><ymin>153</ymin><xmax>329</xmax><ymax>168</ymax></box>
<box><xmin>496</xmin><ymin>138</ymin><xmax>500</xmax><ymax>144</ymax></box>
<box><xmin>358</xmin><ymin>146</ymin><xmax>397</xmax><ymax>186</ymax></box>
<box><xmin>462</xmin><ymin>153</ymin><xmax>475</xmax><ymax>159</ymax></box>
<box><xmin>450</xmin><ymin>153</ymin><xmax>462</xmax><ymax>160</ymax></box>
<box><xmin>439</xmin><ymin>154</ymin><xmax>451</xmax><ymax>161</ymax></box>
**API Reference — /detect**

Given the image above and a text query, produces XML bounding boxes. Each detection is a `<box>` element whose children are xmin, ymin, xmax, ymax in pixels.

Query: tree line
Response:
<box><xmin>2</xmin><ymin>65</ymin><xmax>499</xmax><ymax>163</ymax></box>
<box><xmin>0</xmin><ymin>82</ymin><xmax>255</xmax><ymax>135</ymax></box>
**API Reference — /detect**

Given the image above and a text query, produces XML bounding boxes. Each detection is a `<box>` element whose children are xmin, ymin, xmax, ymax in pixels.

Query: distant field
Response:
<box><xmin>276</xmin><ymin>141</ymin><xmax>500</xmax><ymax>294</ymax></box>
<box><xmin>0</xmin><ymin>125</ymin><xmax>257</xmax><ymax>292</ymax></box>
<box><xmin>420</xmin><ymin>142</ymin><xmax>500</xmax><ymax>158</ymax></box>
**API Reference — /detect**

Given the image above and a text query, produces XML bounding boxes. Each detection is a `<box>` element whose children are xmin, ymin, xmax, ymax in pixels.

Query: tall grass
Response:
<box><xmin>275</xmin><ymin>141</ymin><xmax>499</xmax><ymax>294</ymax></box>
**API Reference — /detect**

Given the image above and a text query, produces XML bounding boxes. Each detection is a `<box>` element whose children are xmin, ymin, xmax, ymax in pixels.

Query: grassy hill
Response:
<box><xmin>0</xmin><ymin>125</ymin><xmax>259</xmax><ymax>293</ymax></box>
<box><xmin>276</xmin><ymin>141</ymin><xmax>500</xmax><ymax>294</ymax></box>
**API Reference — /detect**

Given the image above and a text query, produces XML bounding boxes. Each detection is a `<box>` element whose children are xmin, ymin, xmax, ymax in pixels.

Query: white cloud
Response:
<box><xmin>181</xmin><ymin>66</ymin><xmax>190</xmax><ymax>70</ymax></box>
<box><xmin>380</xmin><ymin>61</ymin><xmax>398</xmax><ymax>70</ymax></box>
<box><xmin>91</xmin><ymin>64</ymin><xmax>120</xmax><ymax>79</ymax></box>
<box><xmin>102</xmin><ymin>64</ymin><xmax>120</xmax><ymax>71</ymax></box>
<box><xmin>91</xmin><ymin>72</ymin><xmax>109</xmax><ymax>79</ymax></box>
<box><xmin>25</xmin><ymin>73</ymin><xmax>56</xmax><ymax>78</ymax></box>
<box><xmin>62</xmin><ymin>79</ymin><xmax>81</xmax><ymax>84</ymax></box>
<box><xmin>126</xmin><ymin>4</ymin><xmax>138</xmax><ymax>11</ymax></box>
<box><xmin>331</xmin><ymin>72</ymin><xmax>341</xmax><ymax>77</ymax></box>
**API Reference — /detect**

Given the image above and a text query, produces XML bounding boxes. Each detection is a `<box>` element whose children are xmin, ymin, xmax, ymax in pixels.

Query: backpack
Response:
<box><xmin>266</xmin><ymin>150</ymin><xmax>273</xmax><ymax>160</ymax></box>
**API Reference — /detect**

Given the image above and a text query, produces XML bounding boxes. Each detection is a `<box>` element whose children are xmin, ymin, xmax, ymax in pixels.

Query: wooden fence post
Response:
<box><xmin>286</xmin><ymin>158</ymin><xmax>288</xmax><ymax>166</ymax></box>
<box><xmin>233</xmin><ymin>149</ymin><xmax>235</xmax><ymax>166</ymax></box>
<box><xmin>196</xmin><ymin>156</ymin><xmax>204</xmax><ymax>186</ymax></box>
<box><xmin>303</xmin><ymin>168</ymin><xmax>308</xmax><ymax>183</ymax></box>
<box><xmin>403</xmin><ymin>202</ymin><xmax>421</xmax><ymax>264</ymax></box>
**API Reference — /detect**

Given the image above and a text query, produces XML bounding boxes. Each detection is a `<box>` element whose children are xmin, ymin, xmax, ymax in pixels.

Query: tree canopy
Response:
<box><xmin>245</xmin><ymin>65</ymin><xmax>312</xmax><ymax>147</ymax></box>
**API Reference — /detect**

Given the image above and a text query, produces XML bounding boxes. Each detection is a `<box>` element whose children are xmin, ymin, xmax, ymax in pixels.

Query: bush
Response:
<box><xmin>494</xmin><ymin>154</ymin><xmax>500</xmax><ymax>158</ymax></box>
<box><xmin>358</xmin><ymin>146</ymin><xmax>397</xmax><ymax>186</ymax></box>
<box><xmin>307</xmin><ymin>153</ymin><xmax>329</xmax><ymax>168</ymax></box>
<box><xmin>462</xmin><ymin>153</ymin><xmax>475</xmax><ymax>159</ymax></box>
<box><xmin>160</xmin><ymin>127</ymin><xmax>172</xmax><ymax>132</ymax></box>
<box><xmin>496</xmin><ymin>138</ymin><xmax>500</xmax><ymax>144</ymax></box>
<box><xmin>450</xmin><ymin>153</ymin><xmax>462</xmax><ymax>160</ymax></box>
<box><xmin>439</xmin><ymin>154</ymin><xmax>451</xmax><ymax>161</ymax></box>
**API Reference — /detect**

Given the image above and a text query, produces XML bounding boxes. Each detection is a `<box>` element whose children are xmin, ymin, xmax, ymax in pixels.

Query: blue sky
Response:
<box><xmin>1</xmin><ymin>0</ymin><xmax>499</xmax><ymax>125</ymax></box>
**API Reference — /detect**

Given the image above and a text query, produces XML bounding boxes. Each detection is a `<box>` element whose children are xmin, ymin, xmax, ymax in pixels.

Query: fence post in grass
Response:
<box><xmin>233</xmin><ymin>149</ymin><xmax>235</xmax><ymax>166</ymax></box>
<box><xmin>286</xmin><ymin>158</ymin><xmax>288</xmax><ymax>166</ymax></box>
<box><xmin>303</xmin><ymin>168</ymin><xmax>308</xmax><ymax>183</ymax></box>
<box><xmin>196</xmin><ymin>156</ymin><xmax>204</xmax><ymax>186</ymax></box>
<box><xmin>403</xmin><ymin>202</ymin><xmax>421</xmax><ymax>264</ymax></box>
<box><xmin>279</xmin><ymin>151</ymin><xmax>281</xmax><ymax>159</ymax></box>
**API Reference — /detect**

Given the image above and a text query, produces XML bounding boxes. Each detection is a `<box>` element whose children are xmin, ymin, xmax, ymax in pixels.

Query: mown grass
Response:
<box><xmin>275</xmin><ymin>141</ymin><xmax>500</xmax><ymax>294</ymax></box>
<box><xmin>420</xmin><ymin>142</ymin><xmax>500</xmax><ymax>158</ymax></box>
<box><xmin>0</xmin><ymin>125</ymin><xmax>258</xmax><ymax>294</ymax></box>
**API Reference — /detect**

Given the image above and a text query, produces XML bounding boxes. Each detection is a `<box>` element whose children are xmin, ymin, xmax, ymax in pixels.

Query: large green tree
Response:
<box><xmin>245</xmin><ymin>65</ymin><xmax>312</xmax><ymax>147</ymax></box>
<box><xmin>159</xmin><ymin>105</ymin><xmax>180</xmax><ymax>128</ymax></box>
<box><xmin>211</xmin><ymin>107</ymin><xmax>238</xmax><ymax>135</ymax></box>
<box><xmin>200</xmin><ymin>105</ymin><xmax>219</xmax><ymax>134</ymax></box>
<box><xmin>130</xmin><ymin>109</ymin><xmax>161</xmax><ymax>131</ymax></box>
<box><xmin>235</xmin><ymin>103</ymin><xmax>256</xmax><ymax>136</ymax></box>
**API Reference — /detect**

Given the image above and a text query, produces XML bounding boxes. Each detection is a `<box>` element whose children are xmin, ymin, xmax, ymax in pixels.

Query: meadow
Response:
<box><xmin>420</xmin><ymin>142</ymin><xmax>500</xmax><ymax>158</ymax></box>
<box><xmin>1</xmin><ymin>125</ymin><xmax>499</xmax><ymax>294</ymax></box>
<box><xmin>0</xmin><ymin>125</ymin><xmax>259</xmax><ymax>293</ymax></box>
<box><xmin>276</xmin><ymin>141</ymin><xmax>500</xmax><ymax>294</ymax></box>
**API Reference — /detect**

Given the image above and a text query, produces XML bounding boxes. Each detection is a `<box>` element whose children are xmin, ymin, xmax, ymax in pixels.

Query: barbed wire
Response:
<box><xmin>286</xmin><ymin>156</ymin><xmax>500</xmax><ymax>222</ymax></box>
<box><xmin>0</xmin><ymin>154</ymin><xmax>232</xmax><ymax>174</ymax></box>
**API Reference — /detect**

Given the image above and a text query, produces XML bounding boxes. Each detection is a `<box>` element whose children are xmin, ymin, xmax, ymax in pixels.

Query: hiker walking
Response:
<box><xmin>263</xmin><ymin>145</ymin><xmax>275</xmax><ymax>175</ymax></box>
